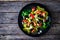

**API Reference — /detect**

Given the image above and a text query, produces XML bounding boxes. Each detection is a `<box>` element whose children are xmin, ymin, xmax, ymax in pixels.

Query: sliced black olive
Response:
<box><xmin>37</xmin><ymin>21</ymin><xmax>40</xmax><ymax>24</ymax></box>
<box><xmin>38</xmin><ymin>15</ymin><xmax>44</xmax><ymax>18</ymax></box>
<box><xmin>31</xmin><ymin>19</ymin><xmax>33</xmax><ymax>21</ymax></box>
<box><xmin>34</xmin><ymin>14</ymin><xmax>35</xmax><ymax>15</ymax></box>
<box><xmin>30</xmin><ymin>22</ymin><xmax>34</xmax><ymax>25</ymax></box>
<box><xmin>39</xmin><ymin>19</ymin><xmax>43</xmax><ymax>22</ymax></box>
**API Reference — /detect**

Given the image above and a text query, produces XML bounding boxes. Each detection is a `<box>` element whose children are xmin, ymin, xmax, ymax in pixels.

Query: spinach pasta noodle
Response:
<box><xmin>18</xmin><ymin>3</ymin><xmax>51</xmax><ymax>37</ymax></box>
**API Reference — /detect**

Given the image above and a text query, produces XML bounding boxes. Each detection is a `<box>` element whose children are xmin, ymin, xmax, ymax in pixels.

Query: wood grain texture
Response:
<box><xmin>0</xmin><ymin>35</ymin><xmax>60</xmax><ymax>40</ymax></box>
<box><xmin>0</xmin><ymin>1</ymin><xmax>33</xmax><ymax>12</ymax></box>
<box><xmin>0</xmin><ymin>0</ymin><xmax>35</xmax><ymax>1</ymax></box>
<box><xmin>0</xmin><ymin>1</ymin><xmax>60</xmax><ymax>13</ymax></box>
<box><xmin>0</xmin><ymin>1</ymin><xmax>60</xmax><ymax>40</ymax></box>
<box><xmin>0</xmin><ymin>13</ymin><xmax>18</xmax><ymax>24</ymax></box>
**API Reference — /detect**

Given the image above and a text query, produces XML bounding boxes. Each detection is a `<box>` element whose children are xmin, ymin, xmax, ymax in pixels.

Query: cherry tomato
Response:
<box><xmin>30</xmin><ymin>13</ymin><xmax>34</xmax><ymax>19</ymax></box>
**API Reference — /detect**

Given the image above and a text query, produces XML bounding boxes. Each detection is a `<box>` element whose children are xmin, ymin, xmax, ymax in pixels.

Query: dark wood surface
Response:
<box><xmin>0</xmin><ymin>0</ymin><xmax>60</xmax><ymax>40</ymax></box>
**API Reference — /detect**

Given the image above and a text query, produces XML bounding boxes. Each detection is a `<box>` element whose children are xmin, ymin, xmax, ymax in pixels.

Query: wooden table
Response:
<box><xmin>0</xmin><ymin>0</ymin><xmax>60</xmax><ymax>40</ymax></box>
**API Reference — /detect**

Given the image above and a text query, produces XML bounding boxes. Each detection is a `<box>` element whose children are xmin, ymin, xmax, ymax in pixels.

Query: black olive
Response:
<box><xmin>34</xmin><ymin>14</ymin><xmax>35</xmax><ymax>15</ymax></box>
<box><xmin>38</xmin><ymin>15</ymin><xmax>44</xmax><ymax>18</ymax></box>
<box><xmin>30</xmin><ymin>22</ymin><xmax>34</xmax><ymax>25</ymax></box>
<box><xmin>39</xmin><ymin>19</ymin><xmax>43</xmax><ymax>22</ymax></box>
<box><xmin>31</xmin><ymin>19</ymin><xmax>33</xmax><ymax>21</ymax></box>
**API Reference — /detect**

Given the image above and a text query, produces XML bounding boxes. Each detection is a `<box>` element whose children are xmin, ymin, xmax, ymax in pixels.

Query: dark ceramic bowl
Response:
<box><xmin>18</xmin><ymin>3</ymin><xmax>51</xmax><ymax>37</ymax></box>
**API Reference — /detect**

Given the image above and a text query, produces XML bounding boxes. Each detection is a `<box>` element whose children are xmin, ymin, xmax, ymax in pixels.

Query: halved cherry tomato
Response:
<box><xmin>30</xmin><ymin>13</ymin><xmax>34</xmax><ymax>19</ymax></box>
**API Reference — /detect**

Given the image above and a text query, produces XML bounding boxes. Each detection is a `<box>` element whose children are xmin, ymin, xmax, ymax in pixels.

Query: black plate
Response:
<box><xmin>18</xmin><ymin>3</ymin><xmax>51</xmax><ymax>37</ymax></box>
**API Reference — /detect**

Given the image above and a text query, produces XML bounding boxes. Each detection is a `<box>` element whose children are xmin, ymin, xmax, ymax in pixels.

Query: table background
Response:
<box><xmin>0</xmin><ymin>0</ymin><xmax>60</xmax><ymax>40</ymax></box>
